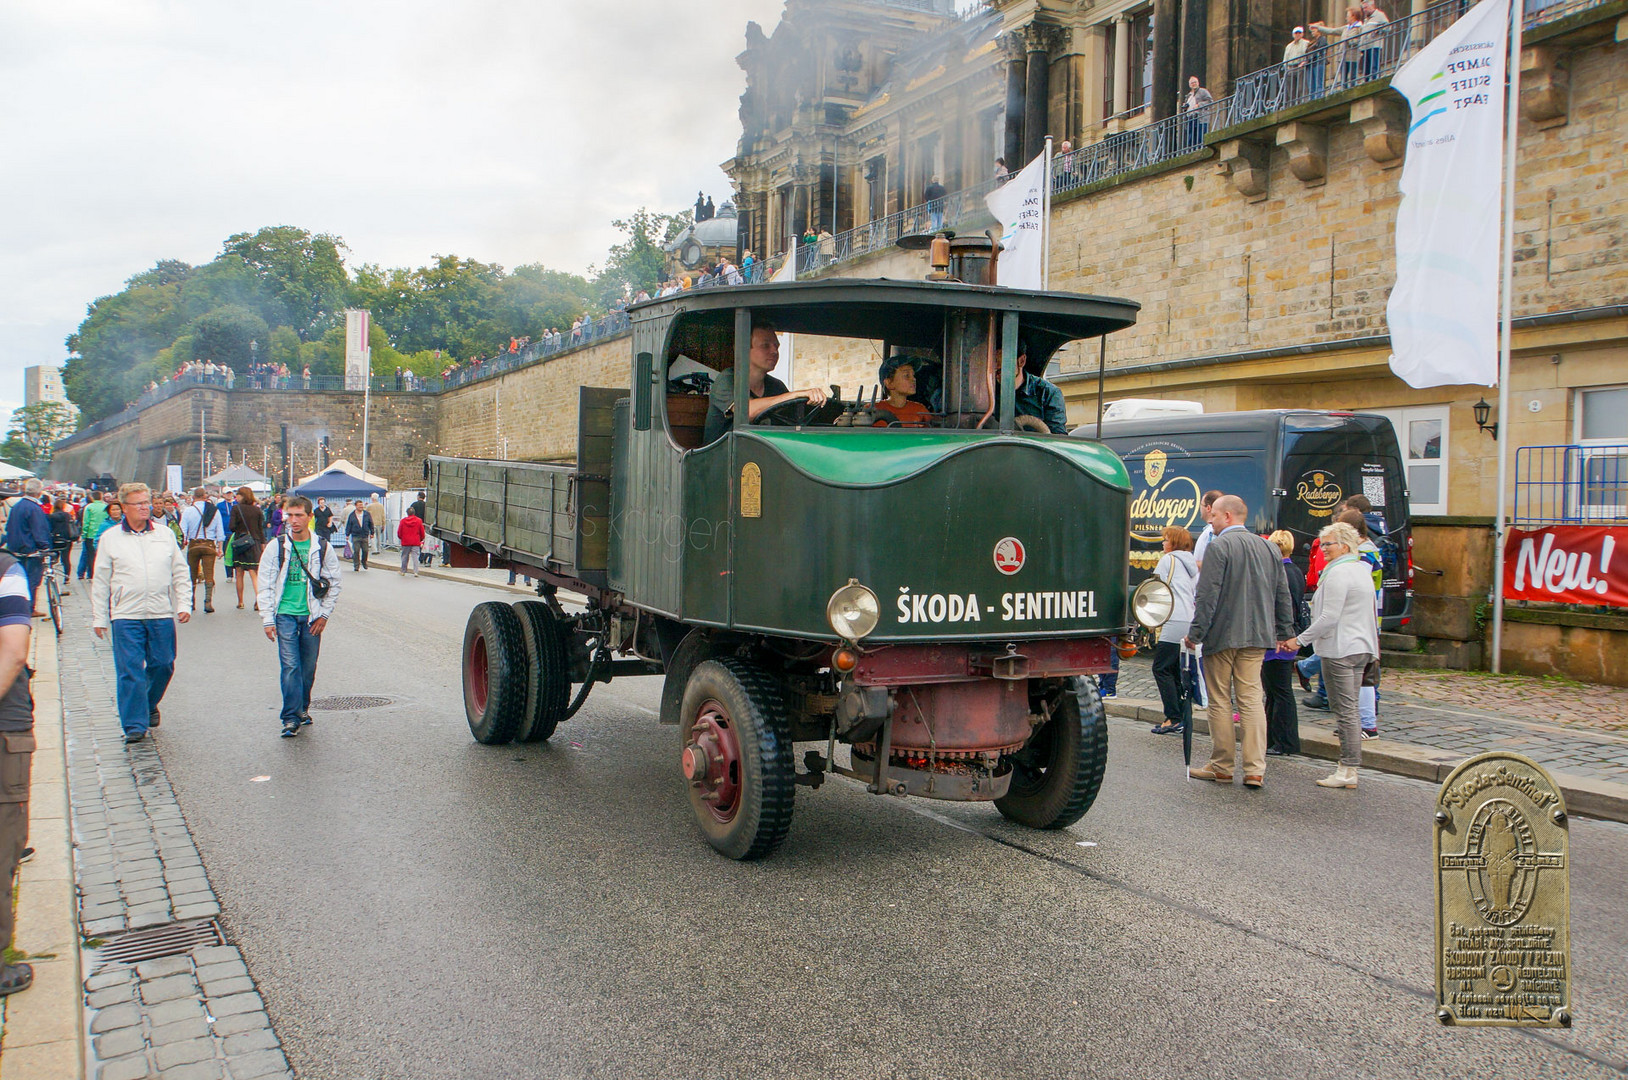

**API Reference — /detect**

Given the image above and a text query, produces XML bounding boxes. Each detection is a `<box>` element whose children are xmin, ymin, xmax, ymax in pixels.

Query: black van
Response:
<box><xmin>1078</xmin><ymin>410</ymin><xmax>1413</xmax><ymax>630</ymax></box>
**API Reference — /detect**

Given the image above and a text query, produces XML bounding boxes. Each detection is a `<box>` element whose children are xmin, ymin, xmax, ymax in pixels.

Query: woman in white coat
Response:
<box><xmin>1279</xmin><ymin>521</ymin><xmax>1377</xmax><ymax>788</ymax></box>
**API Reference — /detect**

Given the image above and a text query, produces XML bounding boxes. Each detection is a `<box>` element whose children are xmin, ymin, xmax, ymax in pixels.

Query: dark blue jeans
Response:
<box><xmin>110</xmin><ymin>619</ymin><xmax>176</xmax><ymax>736</ymax></box>
<box><xmin>275</xmin><ymin>614</ymin><xmax>322</xmax><ymax>724</ymax></box>
<box><xmin>77</xmin><ymin>538</ymin><xmax>97</xmax><ymax>579</ymax></box>
<box><xmin>16</xmin><ymin>555</ymin><xmax>42</xmax><ymax>611</ymax></box>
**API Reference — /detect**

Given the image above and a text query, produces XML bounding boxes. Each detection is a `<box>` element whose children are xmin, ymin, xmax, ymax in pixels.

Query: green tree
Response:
<box><xmin>0</xmin><ymin>435</ymin><xmax>32</xmax><ymax>471</ymax></box>
<box><xmin>9</xmin><ymin>402</ymin><xmax>78</xmax><ymax>464</ymax></box>
<box><xmin>188</xmin><ymin>305</ymin><xmax>271</xmax><ymax>371</ymax></box>
<box><xmin>221</xmin><ymin>226</ymin><xmax>349</xmax><ymax>339</ymax></box>
<box><xmin>592</xmin><ymin>208</ymin><xmax>675</xmax><ymax>307</ymax></box>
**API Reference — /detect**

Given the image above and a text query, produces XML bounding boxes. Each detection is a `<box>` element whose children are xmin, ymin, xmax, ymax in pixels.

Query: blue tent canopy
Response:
<box><xmin>290</xmin><ymin>469</ymin><xmax>385</xmax><ymax>500</ymax></box>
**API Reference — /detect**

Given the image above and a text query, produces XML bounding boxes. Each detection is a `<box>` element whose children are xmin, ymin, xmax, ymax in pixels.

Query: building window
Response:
<box><xmin>1130</xmin><ymin>8</ymin><xmax>1155</xmax><ymax>112</ymax></box>
<box><xmin>1575</xmin><ymin>386</ymin><xmax>1628</xmax><ymax>520</ymax></box>
<box><xmin>865</xmin><ymin>156</ymin><xmax>887</xmax><ymax>221</ymax></box>
<box><xmin>1102</xmin><ymin>21</ymin><xmax>1116</xmax><ymax>120</ymax></box>
<box><xmin>1371</xmin><ymin>406</ymin><xmax>1450</xmax><ymax>515</ymax></box>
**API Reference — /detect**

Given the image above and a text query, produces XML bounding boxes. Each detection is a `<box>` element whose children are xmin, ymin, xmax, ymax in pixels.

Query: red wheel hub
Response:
<box><xmin>466</xmin><ymin>632</ymin><xmax>490</xmax><ymax>713</ymax></box>
<box><xmin>683</xmin><ymin>700</ymin><xmax>741</xmax><ymax>823</ymax></box>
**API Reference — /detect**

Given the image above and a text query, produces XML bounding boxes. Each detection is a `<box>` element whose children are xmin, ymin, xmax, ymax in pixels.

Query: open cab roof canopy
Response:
<box><xmin>629</xmin><ymin>278</ymin><xmax>1141</xmax><ymax>365</ymax></box>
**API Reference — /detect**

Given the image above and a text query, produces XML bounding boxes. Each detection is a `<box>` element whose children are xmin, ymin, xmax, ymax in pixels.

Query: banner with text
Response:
<box><xmin>1503</xmin><ymin>525</ymin><xmax>1627</xmax><ymax>606</ymax></box>
<box><xmin>344</xmin><ymin>309</ymin><xmax>370</xmax><ymax>391</ymax></box>
<box><xmin>1386</xmin><ymin>0</ymin><xmax>1509</xmax><ymax>389</ymax></box>
<box><xmin>985</xmin><ymin>152</ymin><xmax>1047</xmax><ymax>290</ymax></box>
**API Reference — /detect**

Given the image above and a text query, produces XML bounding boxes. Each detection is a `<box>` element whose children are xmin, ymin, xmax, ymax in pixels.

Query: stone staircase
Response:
<box><xmin>1381</xmin><ymin>630</ymin><xmax>1483</xmax><ymax>671</ymax></box>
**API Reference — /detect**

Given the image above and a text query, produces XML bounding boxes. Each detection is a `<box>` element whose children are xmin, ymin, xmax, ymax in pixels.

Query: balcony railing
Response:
<box><xmin>793</xmin><ymin>0</ymin><xmax>1612</xmax><ymax>275</ymax></box>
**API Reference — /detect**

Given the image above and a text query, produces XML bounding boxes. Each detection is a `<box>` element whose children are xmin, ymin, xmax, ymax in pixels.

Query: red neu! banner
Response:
<box><xmin>1504</xmin><ymin>525</ymin><xmax>1628</xmax><ymax>606</ymax></box>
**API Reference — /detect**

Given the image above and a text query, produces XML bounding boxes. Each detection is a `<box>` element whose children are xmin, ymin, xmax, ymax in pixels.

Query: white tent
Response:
<box><xmin>0</xmin><ymin>462</ymin><xmax>35</xmax><ymax>481</ymax></box>
<box><xmin>295</xmin><ymin>458</ymin><xmax>387</xmax><ymax>489</ymax></box>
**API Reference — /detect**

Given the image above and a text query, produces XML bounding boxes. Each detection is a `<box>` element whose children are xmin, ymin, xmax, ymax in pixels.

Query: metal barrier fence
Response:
<box><xmin>1514</xmin><ymin>444</ymin><xmax>1628</xmax><ymax>525</ymax></box>
<box><xmin>438</xmin><ymin>309</ymin><xmax>633</xmax><ymax>389</ymax></box>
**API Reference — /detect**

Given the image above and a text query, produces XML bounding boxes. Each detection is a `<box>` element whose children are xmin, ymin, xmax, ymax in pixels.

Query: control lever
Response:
<box><xmin>850</xmin><ymin>386</ymin><xmax>876</xmax><ymax>428</ymax></box>
<box><xmin>832</xmin><ymin>385</ymin><xmax>859</xmax><ymax>427</ymax></box>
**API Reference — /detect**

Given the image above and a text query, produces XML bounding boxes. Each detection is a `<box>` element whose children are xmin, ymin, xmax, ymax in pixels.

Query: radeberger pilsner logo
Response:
<box><xmin>1296</xmin><ymin>469</ymin><xmax>1343</xmax><ymax>517</ymax></box>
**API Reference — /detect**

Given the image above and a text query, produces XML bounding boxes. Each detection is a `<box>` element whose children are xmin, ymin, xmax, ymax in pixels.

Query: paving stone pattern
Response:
<box><xmin>1112</xmin><ymin>655</ymin><xmax>1628</xmax><ymax>784</ymax></box>
<box><xmin>62</xmin><ymin>609</ymin><xmax>294</xmax><ymax>1080</ymax></box>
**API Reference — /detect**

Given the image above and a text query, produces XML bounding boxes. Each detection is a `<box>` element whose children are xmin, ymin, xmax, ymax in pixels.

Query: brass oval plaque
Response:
<box><xmin>740</xmin><ymin>461</ymin><xmax>762</xmax><ymax>519</ymax></box>
<box><xmin>1435</xmin><ymin>752</ymin><xmax>1571</xmax><ymax>1027</ymax></box>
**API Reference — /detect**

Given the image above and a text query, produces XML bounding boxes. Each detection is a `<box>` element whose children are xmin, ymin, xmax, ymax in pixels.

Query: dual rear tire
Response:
<box><xmin>462</xmin><ymin>600</ymin><xmax>571</xmax><ymax>745</ymax></box>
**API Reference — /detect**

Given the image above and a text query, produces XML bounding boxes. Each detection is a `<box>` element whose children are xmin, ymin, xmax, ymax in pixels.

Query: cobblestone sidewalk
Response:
<box><xmin>63</xmin><ymin>604</ymin><xmax>293</xmax><ymax>1080</ymax></box>
<box><xmin>1113</xmin><ymin>655</ymin><xmax>1628</xmax><ymax>786</ymax></box>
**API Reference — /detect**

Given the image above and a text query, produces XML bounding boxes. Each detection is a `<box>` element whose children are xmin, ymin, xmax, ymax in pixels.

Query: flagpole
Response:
<box><xmin>1490</xmin><ymin>0</ymin><xmax>1524</xmax><ymax>674</ymax></box>
<box><xmin>1041</xmin><ymin>136</ymin><xmax>1053</xmax><ymax>290</ymax></box>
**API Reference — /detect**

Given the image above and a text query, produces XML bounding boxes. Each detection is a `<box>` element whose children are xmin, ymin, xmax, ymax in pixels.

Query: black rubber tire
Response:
<box><xmin>995</xmin><ymin>676</ymin><xmax>1109</xmax><ymax>830</ymax></box>
<box><xmin>462</xmin><ymin>602</ymin><xmax>528</xmax><ymax>745</ymax></box>
<box><xmin>678</xmin><ymin>658</ymin><xmax>795</xmax><ymax>860</ymax></box>
<box><xmin>512</xmin><ymin>601</ymin><xmax>569</xmax><ymax>743</ymax></box>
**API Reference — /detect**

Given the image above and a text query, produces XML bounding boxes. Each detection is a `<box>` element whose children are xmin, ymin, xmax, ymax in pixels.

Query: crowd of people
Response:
<box><xmin>1138</xmin><ymin>489</ymin><xmax>1383</xmax><ymax>791</ymax></box>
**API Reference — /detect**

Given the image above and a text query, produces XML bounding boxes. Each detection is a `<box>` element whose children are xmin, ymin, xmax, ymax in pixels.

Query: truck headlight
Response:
<box><xmin>1131</xmin><ymin>578</ymin><xmax>1174</xmax><ymax>629</ymax></box>
<box><xmin>827</xmin><ymin>580</ymin><xmax>880</xmax><ymax>641</ymax></box>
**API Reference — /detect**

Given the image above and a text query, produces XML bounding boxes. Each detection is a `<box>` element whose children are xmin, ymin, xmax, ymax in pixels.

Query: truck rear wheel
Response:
<box><xmin>512</xmin><ymin>600</ymin><xmax>569</xmax><ymax>743</ymax></box>
<box><xmin>995</xmin><ymin>677</ymin><xmax>1108</xmax><ymax>830</ymax></box>
<box><xmin>678</xmin><ymin>659</ymin><xmax>794</xmax><ymax>860</ymax></box>
<box><xmin>463</xmin><ymin>602</ymin><xmax>528</xmax><ymax>745</ymax></box>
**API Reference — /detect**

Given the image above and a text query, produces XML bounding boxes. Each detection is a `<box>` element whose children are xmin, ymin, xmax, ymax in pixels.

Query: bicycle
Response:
<box><xmin>43</xmin><ymin>551</ymin><xmax>63</xmax><ymax>637</ymax></box>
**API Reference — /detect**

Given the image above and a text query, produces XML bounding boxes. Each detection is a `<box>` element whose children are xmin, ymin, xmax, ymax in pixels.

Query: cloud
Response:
<box><xmin>0</xmin><ymin>0</ymin><xmax>783</xmax><ymax>400</ymax></box>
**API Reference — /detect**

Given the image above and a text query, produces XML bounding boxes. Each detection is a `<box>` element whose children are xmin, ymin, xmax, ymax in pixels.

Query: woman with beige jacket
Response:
<box><xmin>1279</xmin><ymin>521</ymin><xmax>1378</xmax><ymax>789</ymax></box>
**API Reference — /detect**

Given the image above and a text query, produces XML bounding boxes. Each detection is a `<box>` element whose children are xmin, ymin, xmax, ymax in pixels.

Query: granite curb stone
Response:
<box><xmin>54</xmin><ymin>602</ymin><xmax>294</xmax><ymax>1080</ymax></box>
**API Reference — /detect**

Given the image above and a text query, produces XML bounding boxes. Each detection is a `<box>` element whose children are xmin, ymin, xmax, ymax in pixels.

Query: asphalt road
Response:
<box><xmin>150</xmin><ymin>568</ymin><xmax>1628</xmax><ymax>1080</ymax></box>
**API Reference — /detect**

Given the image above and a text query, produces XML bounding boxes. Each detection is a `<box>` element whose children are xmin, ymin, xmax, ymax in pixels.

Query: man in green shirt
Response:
<box><xmin>257</xmin><ymin>496</ymin><xmax>342</xmax><ymax>738</ymax></box>
<box><xmin>77</xmin><ymin>491</ymin><xmax>113</xmax><ymax>580</ymax></box>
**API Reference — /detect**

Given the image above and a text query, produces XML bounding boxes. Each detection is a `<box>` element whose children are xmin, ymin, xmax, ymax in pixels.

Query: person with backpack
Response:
<box><xmin>179</xmin><ymin>488</ymin><xmax>226</xmax><ymax>613</ymax></box>
<box><xmin>256</xmin><ymin>496</ymin><xmax>342</xmax><ymax>738</ymax></box>
<box><xmin>1262</xmin><ymin>530</ymin><xmax>1307</xmax><ymax>756</ymax></box>
<box><xmin>1336</xmin><ymin>507</ymin><xmax>1384</xmax><ymax>738</ymax></box>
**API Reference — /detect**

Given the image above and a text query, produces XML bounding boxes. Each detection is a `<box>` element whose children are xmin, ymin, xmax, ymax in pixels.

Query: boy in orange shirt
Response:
<box><xmin>872</xmin><ymin>356</ymin><xmax>931</xmax><ymax>427</ymax></box>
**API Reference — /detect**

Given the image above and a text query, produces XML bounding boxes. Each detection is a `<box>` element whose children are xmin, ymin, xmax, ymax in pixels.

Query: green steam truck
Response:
<box><xmin>426</xmin><ymin>277</ymin><xmax>1174</xmax><ymax>860</ymax></box>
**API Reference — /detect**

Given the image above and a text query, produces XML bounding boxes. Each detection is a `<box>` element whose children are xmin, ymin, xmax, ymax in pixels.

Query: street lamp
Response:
<box><xmin>1473</xmin><ymin>396</ymin><xmax>1498</xmax><ymax>439</ymax></box>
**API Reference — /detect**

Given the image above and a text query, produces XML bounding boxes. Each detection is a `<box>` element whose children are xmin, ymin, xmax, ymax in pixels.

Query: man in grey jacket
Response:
<box><xmin>1184</xmin><ymin>495</ymin><xmax>1294</xmax><ymax>787</ymax></box>
<box><xmin>257</xmin><ymin>496</ymin><xmax>342</xmax><ymax>738</ymax></box>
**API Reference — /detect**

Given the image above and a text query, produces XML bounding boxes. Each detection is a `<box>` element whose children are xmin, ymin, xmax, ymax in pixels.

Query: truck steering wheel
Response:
<box><xmin>757</xmin><ymin>395</ymin><xmax>846</xmax><ymax>427</ymax></box>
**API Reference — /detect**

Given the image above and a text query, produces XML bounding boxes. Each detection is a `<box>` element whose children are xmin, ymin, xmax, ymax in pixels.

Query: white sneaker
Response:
<box><xmin>1316</xmin><ymin>766</ymin><xmax>1359</xmax><ymax>788</ymax></box>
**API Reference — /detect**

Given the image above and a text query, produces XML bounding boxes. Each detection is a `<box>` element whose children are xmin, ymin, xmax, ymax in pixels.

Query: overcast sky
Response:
<box><xmin>0</xmin><ymin>0</ymin><xmax>789</xmax><ymax>416</ymax></box>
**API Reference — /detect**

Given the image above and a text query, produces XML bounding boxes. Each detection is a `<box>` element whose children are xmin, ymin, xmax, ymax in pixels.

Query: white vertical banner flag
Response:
<box><xmin>344</xmin><ymin>309</ymin><xmax>370</xmax><ymax>391</ymax></box>
<box><xmin>771</xmin><ymin>238</ymin><xmax>795</xmax><ymax>388</ymax></box>
<box><xmin>1386</xmin><ymin>0</ymin><xmax>1509</xmax><ymax>388</ymax></box>
<box><xmin>984</xmin><ymin>152</ymin><xmax>1048</xmax><ymax>289</ymax></box>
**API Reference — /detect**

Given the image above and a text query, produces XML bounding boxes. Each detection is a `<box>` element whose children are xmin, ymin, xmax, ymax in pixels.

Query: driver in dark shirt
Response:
<box><xmin>1014</xmin><ymin>341</ymin><xmax>1069</xmax><ymax>434</ymax></box>
<box><xmin>703</xmin><ymin>323</ymin><xmax>830</xmax><ymax>443</ymax></box>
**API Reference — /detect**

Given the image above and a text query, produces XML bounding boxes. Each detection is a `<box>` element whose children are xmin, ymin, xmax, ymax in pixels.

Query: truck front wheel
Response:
<box><xmin>678</xmin><ymin>659</ymin><xmax>795</xmax><ymax>860</ymax></box>
<box><xmin>995</xmin><ymin>677</ymin><xmax>1108</xmax><ymax>830</ymax></box>
<box><xmin>462</xmin><ymin>602</ymin><xmax>528</xmax><ymax>745</ymax></box>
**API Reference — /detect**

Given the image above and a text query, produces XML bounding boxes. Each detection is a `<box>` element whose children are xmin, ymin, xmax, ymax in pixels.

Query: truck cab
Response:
<box><xmin>430</xmin><ymin>279</ymin><xmax>1168</xmax><ymax>859</ymax></box>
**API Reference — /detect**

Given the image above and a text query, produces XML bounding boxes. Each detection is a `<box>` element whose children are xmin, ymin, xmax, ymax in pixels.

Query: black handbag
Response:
<box><xmin>285</xmin><ymin>536</ymin><xmax>331</xmax><ymax>601</ymax></box>
<box><xmin>1361</xmin><ymin>658</ymin><xmax>1381</xmax><ymax>687</ymax></box>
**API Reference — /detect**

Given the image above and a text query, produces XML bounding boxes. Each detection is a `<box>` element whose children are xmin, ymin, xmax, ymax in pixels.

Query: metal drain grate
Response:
<box><xmin>309</xmin><ymin>695</ymin><xmax>393</xmax><ymax>710</ymax></box>
<box><xmin>96</xmin><ymin>919</ymin><xmax>225</xmax><ymax>964</ymax></box>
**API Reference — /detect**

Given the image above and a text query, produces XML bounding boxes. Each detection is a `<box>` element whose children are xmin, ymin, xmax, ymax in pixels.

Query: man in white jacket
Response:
<box><xmin>90</xmin><ymin>483</ymin><xmax>191</xmax><ymax>745</ymax></box>
<box><xmin>257</xmin><ymin>496</ymin><xmax>342</xmax><ymax>738</ymax></box>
